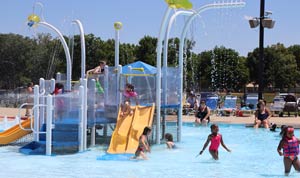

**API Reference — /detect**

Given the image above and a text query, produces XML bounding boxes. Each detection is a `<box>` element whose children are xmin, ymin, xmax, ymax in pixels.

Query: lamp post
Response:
<box><xmin>249</xmin><ymin>0</ymin><xmax>275</xmax><ymax>100</ymax></box>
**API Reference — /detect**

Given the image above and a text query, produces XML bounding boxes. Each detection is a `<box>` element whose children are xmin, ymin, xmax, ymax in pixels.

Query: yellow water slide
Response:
<box><xmin>107</xmin><ymin>104</ymin><xmax>155</xmax><ymax>154</ymax></box>
<box><xmin>0</xmin><ymin>119</ymin><xmax>32</xmax><ymax>145</ymax></box>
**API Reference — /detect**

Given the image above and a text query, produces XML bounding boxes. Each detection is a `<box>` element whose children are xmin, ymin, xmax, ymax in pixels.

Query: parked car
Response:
<box><xmin>282</xmin><ymin>94</ymin><xmax>298</xmax><ymax>117</ymax></box>
<box><xmin>270</xmin><ymin>95</ymin><xmax>285</xmax><ymax>116</ymax></box>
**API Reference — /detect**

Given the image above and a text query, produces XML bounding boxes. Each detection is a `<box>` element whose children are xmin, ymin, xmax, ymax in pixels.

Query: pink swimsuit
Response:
<box><xmin>209</xmin><ymin>134</ymin><xmax>221</xmax><ymax>151</ymax></box>
<box><xmin>123</xmin><ymin>91</ymin><xmax>137</xmax><ymax>98</ymax></box>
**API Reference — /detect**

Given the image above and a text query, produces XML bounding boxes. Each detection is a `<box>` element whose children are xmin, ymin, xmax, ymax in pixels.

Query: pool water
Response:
<box><xmin>0</xmin><ymin>120</ymin><xmax>19</xmax><ymax>132</ymax></box>
<box><xmin>0</xmin><ymin>123</ymin><xmax>299</xmax><ymax>178</ymax></box>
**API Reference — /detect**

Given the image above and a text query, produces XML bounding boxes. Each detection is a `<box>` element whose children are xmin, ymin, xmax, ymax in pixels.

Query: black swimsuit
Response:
<box><xmin>257</xmin><ymin>109</ymin><xmax>269</xmax><ymax>121</ymax></box>
<box><xmin>197</xmin><ymin>106</ymin><xmax>210</xmax><ymax>123</ymax></box>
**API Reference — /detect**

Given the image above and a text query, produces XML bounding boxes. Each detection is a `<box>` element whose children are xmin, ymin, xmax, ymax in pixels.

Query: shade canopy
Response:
<box><xmin>122</xmin><ymin>61</ymin><xmax>157</xmax><ymax>75</ymax></box>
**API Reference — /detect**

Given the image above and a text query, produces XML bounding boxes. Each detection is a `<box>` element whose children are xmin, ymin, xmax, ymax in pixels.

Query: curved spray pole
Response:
<box><xmin>177</xmin><ymin>1</ymin><xmax>246</xmax><ymax>141</ymax></box>
<box><xmin>32</xmin><ymin>2</ymin><xmax>45</xmax><ymax>22</ymax></box>
<box><xmin>156</xmin><ymin>0</ymin><xmax>193</xmax><ymax>144</ymax></box>
<box><xmin>38</xmin><ymin>21</ymin><xmax>72</xmax><ymax>91</ymax></box>
<box><xmin>155</xmin><ymin>7</ymin><xmax>172</xmax><ymax>144</ymax></box>
<box><xmin>114</xmin><ymin>22</ymin><xmax>122</xmax><ymax>105</ymax></box>
<box><xmin>72</xmin><ymin>20</ymin><xmax>86</xmax><ymax>79</ymax></box>
<box><xmin>162</xmin><ymin>10</ymin><xmax>193</xmax><ymax>139</ymax></box>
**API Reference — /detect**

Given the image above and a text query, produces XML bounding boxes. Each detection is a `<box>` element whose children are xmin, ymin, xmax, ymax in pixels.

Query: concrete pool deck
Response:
<box><xmin>1</xmin><ymin>107</ymin><xmax>300</xmax><ymax>128</ymax></box>
<box><xmin>172</xmin><ymin>114</ymin><xmax>300</xmax><ymax>128</ymax></box>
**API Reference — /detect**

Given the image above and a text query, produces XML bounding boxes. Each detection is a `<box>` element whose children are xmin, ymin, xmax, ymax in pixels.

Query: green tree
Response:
<box><xmin>288</xmin><ymin>45</ymin><xmax>300</xmax><ymax>70</ymax></box>
<box><xmin>167</xmin><ymin>38</ymin><xmax>180</xmax><ymax>66</ymax></box>
<box><xmin>265</xmin><ymin>44</ymin><xmax>299</xmax><ymax>89</ymax></box>
<box><xmin>247</xmin><ymin>43</ymin><xmax>299</xmax><ymax>90</ymax></box>
<box><xmin>193</xmin><ymin>50</ymin><xmax>213</xmax><ymax>91</ymax></box>
<box><xmin>287</xmin><ymin>45</ymin><xmax>300</xmax><ymax>84</ymax></box>
<box><xmin>119</xmin><ymin>43</ymin><xmax>137</xmax><ymax>65</ymax></box>
<box><xmin>210</xmin><ymin>46</ymin><xmax>245</xmax><ymax>91</ymax></box>
<box><xmin>0</xmin><ymin>34</ymin><xmax>35</xmax><ymax>88</ymax></box>
<box><xmin>135</xmin><ymin>36</ymin><xmax>157</xmax><ymax>65</ymax></box>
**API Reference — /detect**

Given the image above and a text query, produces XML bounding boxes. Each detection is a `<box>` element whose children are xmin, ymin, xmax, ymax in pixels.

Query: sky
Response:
<box><xmin>1</xmin><ymin>0</ymin><xmax>300</xmax><ymax>57</ymax></box>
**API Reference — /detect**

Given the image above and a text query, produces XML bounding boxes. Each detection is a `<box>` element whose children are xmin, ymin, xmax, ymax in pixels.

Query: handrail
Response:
<box><xmin>39</xmin><ymin>88</ymin><xmax>46</xmax><ymax>95</ymax></box>
<box><xmin>18</xmin><ymin>103</ymin><xmax>46</xmax><ymax>132</ymax></box>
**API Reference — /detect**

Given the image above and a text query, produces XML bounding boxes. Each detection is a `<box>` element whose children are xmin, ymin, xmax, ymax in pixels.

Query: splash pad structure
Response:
<box><xmin>155</xmin><ymin>0</ymin><xmax>246</xmax><ymax>143</ymax></box>
<box><xmin>1</xmin><ymin>1</ymin><xmax>247</xmax><ymax>157</ymax></box>
<box><xmin>4</xmin><ymin>3</ymin><xmax>157</xmax><ymax>156</ymax></box>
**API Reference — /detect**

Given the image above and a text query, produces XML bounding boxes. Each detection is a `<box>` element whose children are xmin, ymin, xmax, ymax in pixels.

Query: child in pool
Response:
<box><xmin>199</xmin><ymin>124</ymin><xmax>231</xmax><ymax>160</ymax></box>
<box><xmin>133</xmin><ymin>126</ymin><xmax>151</xmax><ymax>160</ymax></box>
<box><xmin>52</xmin><ymin>83</ymin><xmax>65</xmax><ymax>121</ymax></box>
<box><xmin>277</xmin><ymin>126</ymin><xmax>300</xmax><ymax>175</ymax></box>
<box><xmin>120</xmin><ymin>100</ymin><xmax>133</xmax><ymax>117</ymax></box>
<box><xmin>280</xmin><ymin>125</ymin><xmax>288</xmax><ymax>137</ymax></box>
<box><xmin>165</xmin><ymin>133</ymin><xmax>176</xmax><ymax>149</ymax></box>
<box><xmin>270</xmin><ymin>123</ymin><xmax>277</xmax><ymax>132</ymax></box>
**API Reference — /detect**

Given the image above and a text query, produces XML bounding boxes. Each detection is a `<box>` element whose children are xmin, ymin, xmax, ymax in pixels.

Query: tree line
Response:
<box><xmin>0</xmin><ymin>33</ymin><xmax>300</xmax><ymax>92</ymax></box>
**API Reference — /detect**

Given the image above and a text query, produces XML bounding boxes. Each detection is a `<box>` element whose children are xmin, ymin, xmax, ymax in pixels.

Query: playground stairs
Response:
<box><xmin>19</xmin><ymin>121</ymin><xmax>80</xmax><ymax>155</ymax></box>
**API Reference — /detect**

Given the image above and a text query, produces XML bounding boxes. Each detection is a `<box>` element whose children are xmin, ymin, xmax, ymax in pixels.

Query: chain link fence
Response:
<box><xmin>0</xmin><ymin>87</ymin><xmax>28</xmax><ymax>108</ymax></box>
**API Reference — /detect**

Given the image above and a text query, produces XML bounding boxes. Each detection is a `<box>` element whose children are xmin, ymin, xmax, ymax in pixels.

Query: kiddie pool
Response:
<box><xmin>0</xmin><ymin>123</ymin><xmax>299</xmax><ymax>178</ymax></box>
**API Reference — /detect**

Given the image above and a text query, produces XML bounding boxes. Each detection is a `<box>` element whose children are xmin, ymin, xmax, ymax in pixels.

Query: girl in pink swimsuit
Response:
<box><xmin>123</xmin><ymin>83</ymin><xmax>138</xmax><ymax>105</ymax></box>
<box><xmin>199</xmin><ymin>124</ymin><xmax>231</xmax><ymax>160</ymax></box>
<box><xmin>277</xmin><ymin>126</ymin><xmax>300</xmax><ymax>175</ymax></box>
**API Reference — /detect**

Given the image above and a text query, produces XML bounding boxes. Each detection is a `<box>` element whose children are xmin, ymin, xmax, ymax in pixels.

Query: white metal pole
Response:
<box><xmin>79</xmin><ymin>85</ymin><xmax>84</xmax><ymax>152</ymax></box>
<box><xmin>104</xmin><ymin>65</ymin><xmax>109</xmax><ymax>106</ymax></box>
<box><xmin>39</xmin><ymin>21</ymin><xmax>72</xmax><ymax>91</ymax></box>
<box><xmin>115</xmin><ymin>30</ymin><xmax>120</xmax><ymax>67</ymax></box>
<box><xmin>38</xmin><ymin>78</ymin><xmax>45</xmax><ymax>140</ymax></box>
<box><xmin>155</xmin><ymin>7</ymin><xmax>172</xmax><ymax>144</ymax></box>
<box><xmin>46</xmin><ymin>94</ymin><xmax>53</xmax><ymax>156</ymax></box>
<box><xmin>39</xmin><ymin>78</ymin><xmax>45</xmax><ymax>95</ymax></box>
<box><xmin>83</xmin><ymin>79</ymin><xmax>88</xmax><ymax>150</ymax></box>
<box><xmin>50</xmin><ymin>79</ymin><xmax>56</xmax><ymax>93</ymax></box>
<box><xmin>91</xmin><ymin>123</ymin><xmax>96</xmax><ymax>147</ymax></box>
<box><xmin>162</xmin><ymin>10</ymin><xmax>193</xmax><ymax>140</ymax></box>
<box><xmin>56</xmin><ymin>72</ymin><xmax>61</xmax><ymax>83</ymax></box>
<box><xmin>90</xmin><ymin>79</ymin><xmax>96</xmax><ymax>146</ymax></box>
<box><xmin>117</xmin><ymin>65</ymin><xmax>122</xmax><ymax>105</ymax></box>
<box><xmin>73</xmin><ymin>20</ymin><xmax>86</xmax><ymax>79</ymax></box>
<box><xmin>82</xmin><ymin>79</ymin><xmax>88</xmax><ymax>150</ymax></box>
<box><xmin>162</xmin><ymin>10</ymin><xmax>193</xmax><ymax>78</ymax></box>
<box><xmin>33</xmin><ymin>85</ymin><xmax>40</xmax><ymax>141</ymax></box>
<box><xmin>114</xmin><ymin>22</ymin><xmax>122</xmax><ymax>67</ymax></box>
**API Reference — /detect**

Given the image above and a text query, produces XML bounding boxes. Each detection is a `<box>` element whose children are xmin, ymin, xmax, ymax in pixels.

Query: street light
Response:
<box><xmin>248</xmin><ymin>0</ymin><xmax>275</xmax><ymax>100</ymax></box>
<box><xmin>249</xmin><ymin>12</ymin><xmax>275</xmax><ymax>29</ymax></box>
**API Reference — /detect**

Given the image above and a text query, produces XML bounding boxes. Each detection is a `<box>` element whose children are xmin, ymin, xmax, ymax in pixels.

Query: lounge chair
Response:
<box><xmin>205</xmin><ymin>94</ymin><xmax>218</xmax><ymax>115</ymax></box>
<box><xmin>218</xmin><ymin>95</ymin><xmax>237</xmax><ymax>116</ymax></box>
<box><xmin>238</xmin><ymin>94</ymin><xmax>258</xmax><ymax>117</ymax></box>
